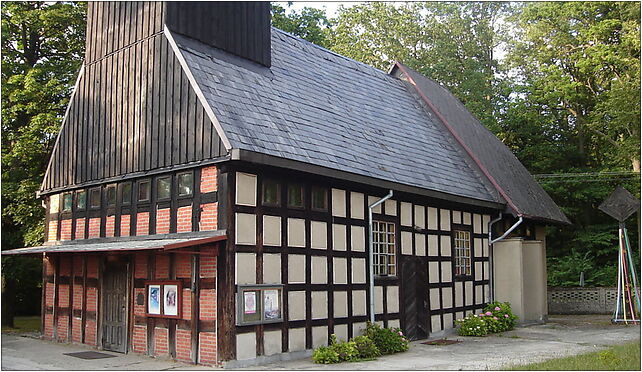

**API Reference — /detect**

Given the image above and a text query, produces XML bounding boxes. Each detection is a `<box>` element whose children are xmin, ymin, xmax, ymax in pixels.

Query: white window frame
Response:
<box><xmin>454</xmin><ymin>229</ymin><xmax>472</xmax><ymax>276</ymax></box>
<box><xmin>372</xmin><ymin>220</ymin><xmax>396</xmax><ymax>276</ymax></box>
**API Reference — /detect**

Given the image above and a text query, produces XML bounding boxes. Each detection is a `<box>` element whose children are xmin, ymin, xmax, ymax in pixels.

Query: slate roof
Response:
<box><xmin>173</xmin><ymin>29</ymin><xmax>501</xmax><ymax>205</ymax></box>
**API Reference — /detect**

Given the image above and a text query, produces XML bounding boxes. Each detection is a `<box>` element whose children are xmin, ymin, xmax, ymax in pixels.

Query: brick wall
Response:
<box><xmin>177</xmin><ymin>205</ymin><xmax>192</xmax><ymax>233</ymax></box>
<box><xmin>106</xmin><ymin>215</ymin><xmax>115</xmax><ymax>237</ymax></box>
<box><xmin>156</xmin><ymin>208</ymin><xmax>170</xmax><ymax>234</ymax></box>
<box><xmin>47</xmin><ymin>220</ymin><xmax>58</xmax><ymax>242</ymax></box>
<box><xmin>88</xmin><ymin>217</ymin><xmax>100</xmax><ymax>238</ymax></box>
<box><xmin>60</xmin><ymin>220</ymin><xmax>72</xmax><ymax>241</ymax></box>
<box><xmin>136</xmin><ymin>212</ymin><xmax>150</xmax><ymax>236</ymax></box>
<box><xmin>199</xmin><ymin>203</ymin><xmax>218</xmax><ymax>231</ymax></box>
<box><xmin>200</xmin><ymin>166</ymin><xmax>218</xmax><ymax>193</ymax></box>
<box><xmin>121</xmin><ymin>214</ymin><xmax>131</xmax><ymax>236</ymax></box>
<box><xmin>75</xmin><ymin>219</ymin><xmax>86</xmax><ymax>239</ymax></box>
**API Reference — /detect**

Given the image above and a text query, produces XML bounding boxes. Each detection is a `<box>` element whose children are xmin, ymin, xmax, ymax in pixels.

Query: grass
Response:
<box><xmin>506</xmin><ymin>341</ymin><xmax>641</xmax><ymax>370</ymax></box>
<box><xmin>1</xmin><ymin>316</ymin><xmax>41</xmax><ymax>333</ymax></box>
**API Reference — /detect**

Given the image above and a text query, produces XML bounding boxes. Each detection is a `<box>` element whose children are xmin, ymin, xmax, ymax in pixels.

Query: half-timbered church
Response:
<box><xmin>5</xmin><ymin>1</ymin><xmax>569</xmax><ymax>366</ymax></box>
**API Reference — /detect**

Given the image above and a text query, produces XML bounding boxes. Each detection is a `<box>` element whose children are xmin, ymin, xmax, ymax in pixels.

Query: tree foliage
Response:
<box><xmin>270</xmin><ymin>2</ymin><xmax>332</xmax><ymax>48</ymax></box>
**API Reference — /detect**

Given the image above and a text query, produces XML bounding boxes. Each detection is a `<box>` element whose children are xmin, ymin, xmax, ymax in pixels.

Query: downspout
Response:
<box><xmin>488</xmin><ymin>214</ymin><xmax>524</xmax><ymax>301</ymax></box>
<box><xmin>368</xmin><ymin>190</ymin><xmax>394</xmax><ymax>323</ymax></box>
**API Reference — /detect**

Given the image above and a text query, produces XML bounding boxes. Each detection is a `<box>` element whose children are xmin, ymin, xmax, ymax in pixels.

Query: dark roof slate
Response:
<box><xmin>173</xmin><ymin>29</ymin><xmax>501</xmax><ymax>205</ymax></box>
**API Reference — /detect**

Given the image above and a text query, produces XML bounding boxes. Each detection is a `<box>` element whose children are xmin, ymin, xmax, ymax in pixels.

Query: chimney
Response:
<box><xmin>164</xmin><ymin>1</ymin><xmax>272</xmax><ymax>67</ymax></box>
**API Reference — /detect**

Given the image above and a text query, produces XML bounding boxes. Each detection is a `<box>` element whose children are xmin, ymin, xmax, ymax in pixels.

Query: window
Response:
<box><xmin>177</xmin><ymin>172</ymin><xmax>193</xmax><ymax>197</ymax></box>
<box><xmin>89</xmin><ymin>188</ymin><xmax>101</xmax><ymax>208</ymax></box>
<box><xmin>145</xmin><ymin>280</ymin><xmax>182</xmax><ymax>319</ymax></box>
<box><xmin>157</xmin><ymin>176</ymin><xmax>171</xmax><ymax>200</ymax></box>
<box><xmin>237</xmin><ymin>285</ymin><xmax>283</xmax><ymax>325</ymax></box>
<box><xmin>262</xmin><ymin>179</ymin><xmax>280</xmax><ymax>206</ymax></box>
<box><xmin>76</xmin><ymin>190</ymin><xmax>86</xmax><ymax>210</ymax></box>
<box><xmin>138</xmin><ymin>180</ymin><xmax>150</xmax><ymax>202</ymax></box>
<box><xmin>106</xmin><ymin>185</ymin><xmax>117</xmax><ymax>206</ymax></box>
<box><xmin>373</xmin><ymin>221</ymin><xmax>396</xmax><ymax>276</ymax></box>
<box><xmin>62</xmin><ymin>193</ymin><xmax>73</xmax><ymax>212</ymax></box>
<box><xmin>287</xmin><ymin>183</ymin><xmax>304</xmax><ymax>208</ymax></box>
<box><xmin>311</xmin><ymin>186</ymin><xmax>328</xmax><ymax>211</ymax></box>
<box><xmin>454</xmin><ymin>230</ymin><xmax>472</xmax><ymax>276</ymax></box>
<box><xmin>121</xmin><ymin>182</ymin><xmax>132</xmax><ymax>205</ymax></box>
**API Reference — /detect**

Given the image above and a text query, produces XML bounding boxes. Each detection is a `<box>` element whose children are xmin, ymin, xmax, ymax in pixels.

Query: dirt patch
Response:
<box><xmin>421</xmin><ymin>339</ymin><xmax>461</xmax><ymax>345</ymax></box>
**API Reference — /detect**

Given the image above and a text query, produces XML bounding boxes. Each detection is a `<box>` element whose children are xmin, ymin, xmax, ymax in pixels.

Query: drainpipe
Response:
<box><xmin>487</xmin><ymin>213</ymin><xmax>523</xmax><ymax>301</ymax></box>
<box><xmin>368</xmin><ymin>190</ymin><xmax>393</xmax><ymax>323</ymax></box>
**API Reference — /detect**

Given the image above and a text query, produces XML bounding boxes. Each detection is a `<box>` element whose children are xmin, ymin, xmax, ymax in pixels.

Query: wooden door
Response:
<box><xmin>402</xmin><ymin>257</ymin><xmax>428</xmax><ymax>340</ymax></box>
<box><xmin>102</xmin><ymin>261</ymin><xmax>129</xmax><ymax>353</ymax></box>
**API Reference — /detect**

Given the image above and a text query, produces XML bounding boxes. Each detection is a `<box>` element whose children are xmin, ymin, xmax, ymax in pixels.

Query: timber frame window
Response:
<box><xmin>373</xmin><ymin>220</ymin><xmax>396</xmax><ymax>276</ymax></box>
<box><xmin>121</xmin><ymin>182</ymin><xmax>132</xmax><ymax>205</ymax></box>
<box><xmin>453</xmin><ymin>229</ymin><xmax>472</xmax><ymax>277</ymax></box>
<box><xmin>311</xmin><ymin>186</ymin><xmax>328</xmax><ymax>211</ymax></box>
<box><xmin>236</xmin><ymin>285</ymin><xmax>283</xmax><ymax>325</ymax></box>
<box><xmin>89</xmin><ymin>187</ymin><xmax>101</xmax><ymax>209</ymax></box>
<box><xmin>76</xmin><ymin>190</ymin><xmax>86</xmax><ymax>210</ymax></box>
<box><xmin>262</xmin><ymin>179</ymin><xmax>280</xmax><ymax>206</ymax></box>
<box><xmin>106</xmin><ymin>184</ymin><xmax>117</xmax><ymax>206</ymax></box>
<box><xmin>157</xmin><ymin>176</ymin><xmax>171</xmax><ymax>200</ymax></box>
<box><xmin>287</xmin><ymin>183</ymin><xmax>304</xmax><ymax>209</ymax></box>
<box><xmin>62</xmin><ymin>193</ymin><xmax>73</xmax><ymax>212</ymax></box>
<box><xmin>138</xmin><ymin>179</ymin><xmax>150</xmax><ymax>202</ymax></box>
<box><xmin>177</xmin><ymin>172</ymin><xmax>193</xmax><ymax>197</ymax></box>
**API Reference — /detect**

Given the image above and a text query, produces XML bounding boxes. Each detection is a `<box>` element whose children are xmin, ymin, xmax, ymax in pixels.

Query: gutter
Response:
<box><xmin>487</xmin><ymin>213</ymin><xmax>524</xmax><ymax>301</ymax></box>
<box><xmin>368</xmin><ymin>190</ymin><xmax>394</xmax><ymax>323</ymax></box>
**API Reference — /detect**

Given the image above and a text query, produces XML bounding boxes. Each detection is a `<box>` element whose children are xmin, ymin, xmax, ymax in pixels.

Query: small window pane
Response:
<box><xmin>76</xmin><ymin>190</ymin><xmax>86</xmax><ymax>210</ymax></box>
<box><xmin>373</xmin><ymin>221</ymin><xmax>396</xmax><ymax>276</ymax></box>
<box><xmin>106</xmin><ymin>185</ymin><xmax>116</xmax><ymax>206</ymax></box>
<box><xmin>138</xmin><ymin>180</ymin><xmax>150</xmax><ymax>202</ymax></box>
<box><xmin>454</xmin><ymin>230</ymin><xmax>471</xmax><ymax>276</ymax></box>
<box><xmin>311</xmin><ymin>187</ymin><xmax>327</xmax><ymax>211</ymax></box>
<box><xmin>90</xmin><ymin>188</ymin><xmax>101</xmax><ymax>208</ymax></box>
<box><xmin>62</xmin><ymin>193</ymin><xmax>72</xmax><ymax>212</ymax></box>
<box><xmin>178</xmin><ymin>173</ymin><xmax>193</xmax><ymax>196</ymax></box>
<box><xmin>262</xmin><ymin>180</ymin><xmax>280</xmax><ymax>206</ymax></box>
<box><xmin>122</xmin><ymin>183</ymin><xmax>132</xmax><ymax>205</ymax></box>
<box><xmin>157</xmin><ymin>177</ymin><xmax>171</xmax><ymax>200</ymax></box>
<box><xmin>287</xmin><ymin>184</ymin><xmax>304</xmax><ymax>208</ymax></box>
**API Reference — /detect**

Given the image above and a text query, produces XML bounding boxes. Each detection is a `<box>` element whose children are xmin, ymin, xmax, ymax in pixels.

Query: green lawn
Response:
<box><xmin>506</xmin><ymin>341</ymin><xmax>641</xmax><ymax>370</ymax></box>
<box><xmin>1</xmin><ymin>316</ymin><xmax>41</xmax><ymax>333</ymax></box>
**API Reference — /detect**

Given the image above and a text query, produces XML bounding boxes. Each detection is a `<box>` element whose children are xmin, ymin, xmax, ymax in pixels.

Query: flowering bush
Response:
<box><xmin>455</xmin><ymin>313</ymin><xmax>488</xmax><ymax>336</ymax></box>
<box><xmin>312</xmin><ymin>345</ymin><xmax>340</xmax><ymax>364</ymax></box>
<box><xmin>352</xmin><ymin>335</ymin><xmax>381</xmax><ymax>359</ymax></box>
<box><xmin>364</xmin><ymin>322</ymin><xmax>409</xmax><ymax>354</ymax></box>
<box><xmin>482</xmin><ymin>301</ymin><xmax>517</xmax><ymax>332</ymax></box>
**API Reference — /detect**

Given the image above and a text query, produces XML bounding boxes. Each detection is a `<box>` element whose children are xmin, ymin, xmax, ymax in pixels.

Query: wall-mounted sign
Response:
<box><xmin>237</xmin><ymin>284</ymin><xmax>283</xmax><ymax>325</ymax></box>
<box><xmin>145</xmin><ymin>281</ymin><xmax>182</xmax><ymax>319</ymax></box>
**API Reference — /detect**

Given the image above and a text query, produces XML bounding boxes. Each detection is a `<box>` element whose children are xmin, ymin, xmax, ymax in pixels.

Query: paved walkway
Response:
<box><xmin>1</xmin><ymin>315</ymin><xmax>640</xmax><ymax>370</ymax></box>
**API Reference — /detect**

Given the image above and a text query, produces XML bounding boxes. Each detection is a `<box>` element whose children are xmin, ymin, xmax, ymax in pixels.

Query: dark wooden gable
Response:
<box><xmin>41</xmin><ymin>2</ymin><xmax>227</xmax><ymax>193</ymax></box>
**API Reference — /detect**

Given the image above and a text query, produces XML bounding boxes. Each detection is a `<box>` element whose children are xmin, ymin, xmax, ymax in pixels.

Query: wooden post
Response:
<box><xmin>190</xmin><ymin>250</ymin><xmax>200</xmax><ymax>364</ymax></box>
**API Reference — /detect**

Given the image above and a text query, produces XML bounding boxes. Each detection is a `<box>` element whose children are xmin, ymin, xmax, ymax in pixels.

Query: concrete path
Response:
<box><xmin>1</xmin><ymin>315</ymin><xmax>640</xmax><ymax>370</ymax></box>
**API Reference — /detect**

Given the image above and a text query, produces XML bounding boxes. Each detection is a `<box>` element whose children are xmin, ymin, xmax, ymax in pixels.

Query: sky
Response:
<box><xmin>274</xmin><ymin>1</ymin><xmax>361</xmax><ymax>17</ymax></box>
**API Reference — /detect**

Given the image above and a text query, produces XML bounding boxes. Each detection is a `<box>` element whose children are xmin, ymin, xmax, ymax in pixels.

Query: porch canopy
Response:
<box><xmin>1</xmin><ymin>230</ymin><xmax>226</xmax><ymax>256</ymax></box>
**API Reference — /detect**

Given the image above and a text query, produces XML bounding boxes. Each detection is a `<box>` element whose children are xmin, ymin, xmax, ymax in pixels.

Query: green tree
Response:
<box><xmin>1</xmin><ymin>1</ymin><xmax>86</xmax><ymax>325</ymax></box>
<box><xmin>271</xmin><ymin>2</ymin><xmax>333</xmax><ymax>48</ymax></box>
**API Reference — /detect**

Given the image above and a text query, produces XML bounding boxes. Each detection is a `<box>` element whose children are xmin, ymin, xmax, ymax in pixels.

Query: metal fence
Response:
<box><xmin>548</xmin><ymin>287</ymin><xmax>619</xmax><ymax>314</ymax></box>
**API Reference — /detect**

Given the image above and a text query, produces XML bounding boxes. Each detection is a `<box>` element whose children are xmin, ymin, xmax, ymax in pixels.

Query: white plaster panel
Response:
<box><xmin>264</xmin><ymin>330</ymin><xmax>282</xmax><ymax>356</ymax></box>
<box><xmin>482</xmin><ymin>215</ymin><xmax>490</xmax><ymax>233</ymax></box>
<box><xmin>387</xmin><ymin>286</ymin><xmax>399</xmax><ymax>313</ymax></box>
<box><xmin>334</xmin><ymin>324</ymin><xmax>348</xmax><ymax>342</ymax></box>
<box><xmin>235</xmin><ymin>253</ymin><xmax>256</xmax><ymax>284</ymax></box>
<box><xmin>334</xmin><ymin>291</ymin><xmax>348</xmax><ymax>318</ymax></box>
<box><xmin>289</xmin><ymin>328</ymin><xmax>306</xmax><ymax>352</ymax></box>
<box><xmin>483</xmin><ymin>238</ymin><xmax>489</xmax><ymax>257</ymax></box>
<box><xmin>452</xmin><ymin>210</ymin><xmax>462</xmax><ymax>224</ymax></box>
<box><xmin>484</xmin><ymin>284</ymin><xmax>491</xmax><ymax>302</ymax></box>
<box><xmin>263</xmin><ymin>253</ymin><xmax>281</xmax><ymax>283</ymax></box>
<box><xmin>441</xmin><ymin>235</ymin><xmax>451</xmax><ymax>256</ymax></box>
<box><xmin>431</xmin><ymin>315</ymin><xmax>442</xmax><ymax>332</ymax></box>
<box><xmin>311</xmin><ymin>256</ymin><xmax>327</xmax><ymax>284</ymax></box>
<box><xmin>236</xmin><ymin>332</ymin><xmax>256</xmax><ymax>360</ymax></box>
<box><xmin>351</xmin><ymin>226</ymin><xmax>365</xmax><ymax>252</ymax></box>
<box><xmin>429</xmin><ymin>262</ymin><xmax>440</xmax><ymax>283</ymax></box>
<box><xmin>353</xmin><ymin>322</ymin><xmax>367</xmax><ymax>337</ymax></box>
<box><xmin>50</xmin><ymin>194</ymin><xmax>60</xmax><ymax>214</ymax></box>
<box><xmin>288</xmin><ymin>254</ymin><xmax>306</xmax><ymax>283</ymax></box>
<box><xmin>235</xmin><ymin>172</ymin><xmax>257</xmax><ymax>206</ymax></box>
<box><xmin>465</xmin><ymin>281</ymin><xmax>473</xmax><ymax>306</ymax></box>
<box><xmin>474</xmin><ymin>238</ymin><xmax>482</xmax><ymax>258</ymax></box>
<box><xmin>312</xmin><ymin>326</ymin><xmax>328</xmax><ymax>348</ymax></box>
<box><xmin>388</xmin><ymin>319</ymin><xmax>400</xmax><ymax>329</ymax></box>
<box><xmin>353</xmin><ymin>290</ymin><xmax>366</xmax><ymax>316</ymax></box>
<box><xmin>352</xmin><ymin>258</ymin><xmax>366</xmax><ymax>284</ymax></box>
<box><xmin>311</xmin><ymin>221</ymin><xmax>327</xmax><ymax>249</ymax></box>
<box><xmin>312</xmin><ymin>291</ymin><xmax>328</xmax><ymax>319</ymax></box>
<box><xmin>463</xmin><ymin>212</ymin><xmax>471</xmax><ymax>225</ymax></box>
<box><xmin>332</xmin><ymin>224</ymin><xmax>347</xmax><ymax>251</ymax></box>
<box><xmin>455</xmin><ymin>282</ymin><xmax>463</xmax><ymax>307</ymax></box>
<box><xmin>440</xmin><ymin>209</ymin><xmax>451</xmax><ymax>231</ymax></box>
<box><xmin>368</xmin><ymin>196</ymin><xmax>382</xmax><ymax>214</ymax></box>
<box><xmin>484</xmin><ymin>261</ymin><xmax>490</xmax><ymax>280</ymax></box>
<box><xmin>350</xmin><ymin>192</ymin><xmax>365</xmax><ymax>219</ymax></box>
<box><xmin>288</xmin><ymin>291</ymin><xmax>306</xmax><ymax>320</ymax></box>
<box><xmin>400</xmin><ymin>202</ymin><xmax>412</xmax><ymax>226</ymax></box>
<box><xmin>375</xmin><ymin>286</ymin><xmax>384</xmax><ymax>314</ymax></box>
<box><xmin>332</xmin><ymin>188</ymin><xmax>347</xmax><ymax>217</ymax></box>
<box><xmin>384</xmin><ymin>199</ymin><xmax>397</xmax><ymax>216</ymax></box>
<box><xmin>442</xmin><ymin>288</ymin><xmax>453</xmax><ymax>308</ymax></box>
<box><xmin>441</xmin><ymin>261</ymin><xmax>452</xmax><ymax>282</ymax></box>
<box><xmin>475</xmin><ymin>262</ymin><xmax>483</xmax><ymax>280</ymax></box>
<box><xmin>401</xmin><ymin>231</ymin><xmax>412</xmax><ymax>255</ymax></box>
<box><xmin>475</xmin><ymin>285</ymin><xmax>483</xmax><ymax>305</ymax></box>
<box><xmin>443</xmin><ymin>313</ymin><xmax>454</xmax><ymax>329</ymax></box>
<box><xmin>414</xmin><ymin>205</ymin><xmax>426</xmax><ymax>228</ymax></box>
<box><xmin>427</xmin><ymin>207</ymin><xmax>438</xmax><ymax>230</ymax></box>
<box><xmin>287</xmin><ymin>218</ymin><xmax>306</xmax><ymax>247</ymax></box>
<box><xmin>333</xmin><ymin>257</ymin><xmax>347</xmax><ymax>284</ymax></box>
<box><xmin>415</xmin><ymin>234</ymin><xmax>426</xmax><ymax>256</ymax></box>
<box><xmin>473</xmin><ymin>214</ymin><xmax>482</xmax><ymax>234</ymax></box>
<box><xmin>428</xmin><ymin>235</ymin><xmax>439</xmax><ymax>256</ymax></box>
<box><xmin>263</xmin><ymin>215</ymin><xmax>281</xmax><ymax>246</ymax></box>
<box><xmin>430</xmin><ymin>288</ymin><xmax>440</xmax><ymax>310</ymax></box>
<box><xmin>235</xmin><ymin>213</ymin><xmax>256</xmax><ymax>245</ymax></box>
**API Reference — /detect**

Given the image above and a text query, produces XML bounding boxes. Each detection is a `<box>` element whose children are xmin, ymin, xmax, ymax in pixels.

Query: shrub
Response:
<box><xmin>352</xmin><ymin>335</ymin><xmax>381</xmax><ymax>359</ymax></box>
<box><xmin>332</xmin><ymin>339</ymin><xmax>360</xmax><ymax>362</ymax></box>
<box><xmin>364</xmin><ymin>322</ymin><xmax>409</xmax><ymax>354</ymax></box>
<box><xmin>455</xmin><ymin>313</ymin><xmax>488</xmax><ymax>336</ymax></box>
<box><xmin>312</xmin><ymin>345</ymin><xmax>339</xmax><ymax>364</ymax></box>
<box><xmin>482</xmin><ymin>301</ymin><xmax>517</xmax><ymax>332</ymax></box>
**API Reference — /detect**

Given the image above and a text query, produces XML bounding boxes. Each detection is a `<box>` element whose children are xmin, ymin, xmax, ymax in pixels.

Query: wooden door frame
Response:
<box><xmin>99</xmin><ymin>255</ymin><xmax>131</xmax><ymax>353</ymax></box>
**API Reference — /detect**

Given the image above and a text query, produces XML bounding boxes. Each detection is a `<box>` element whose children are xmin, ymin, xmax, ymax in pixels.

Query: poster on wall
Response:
<box><xmin>263</xmin><ymin>289</ymin><xmax>280</xmax><ymax>320</ymax></box>
<box><xmin>244</xmin><ymin>291</ymin><xmax>257</xmax><ymax>314</ymax></box>
<box><xmin>163</xmin><ymin>284</ymin><xmax>178</xmax><ymax>316</ymax></box>
<box><xmin>148</xmin><ymin>285</ymin><xmax>161</xmax><ymax>315</ymax></box>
